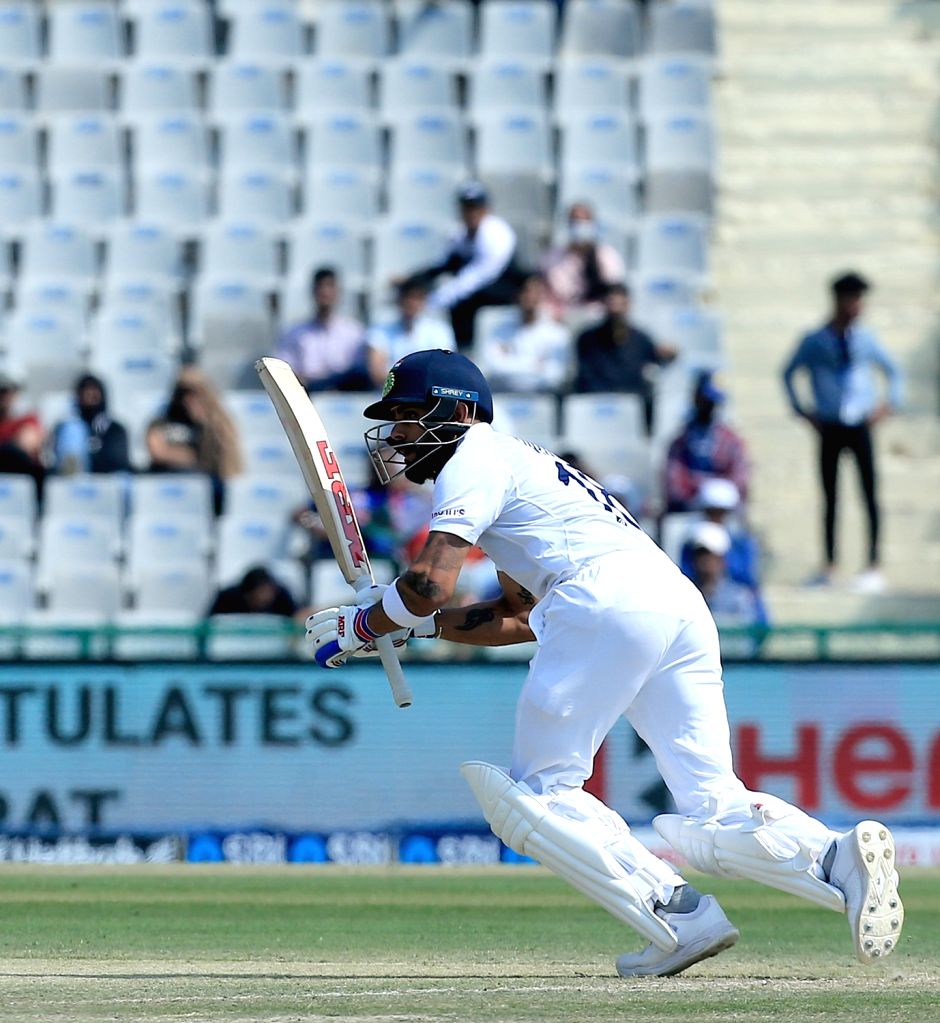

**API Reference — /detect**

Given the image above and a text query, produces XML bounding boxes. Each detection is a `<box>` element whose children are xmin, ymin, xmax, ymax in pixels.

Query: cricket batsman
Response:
<box><xmin>306</xmin><ymin>349</ymin><xmax>903</xmax><ymax>977</ymax></box>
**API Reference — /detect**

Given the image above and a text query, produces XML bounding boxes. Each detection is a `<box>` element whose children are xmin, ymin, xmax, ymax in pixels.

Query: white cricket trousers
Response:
<box><xmin>512</xmin><ymin>551</ymin><xmax>833</xmax><ymax>863</ymax></box>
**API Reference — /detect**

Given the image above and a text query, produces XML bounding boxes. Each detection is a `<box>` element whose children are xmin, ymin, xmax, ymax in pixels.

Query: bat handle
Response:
<box><xmin>375</xmin><ymin>635</ymin><xmax>413</xmax><ymax>709</ymax></box>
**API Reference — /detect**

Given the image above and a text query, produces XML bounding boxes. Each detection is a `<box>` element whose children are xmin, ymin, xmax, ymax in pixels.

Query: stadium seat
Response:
<box><xmin>636</xmin><ymin>214</ymin><xmax>709</xmax><ymax>275</ymax></box>
<box><xmin>227</xmin><ymin>2</ymin><xmax>305</xmax><ymax>64</ymax></box>
<box><xmin>91</xmin><ymin>349</ymin><xmax>177</xmax><ymax>406</ymax></box>
<box><xmin>558</xmin><ymin>164</ymin><xmax>639</xmax><ymax>228</ymax></box>
<box><xmin>37</xmin><ymin>516</ymin><xmax>120</xmax><ymax>585</ymax></box>
<box><xmin>35</xmin><ymin>67</ymin><xmax>112</xmax><ymax>114</ymax></box>
<box><xmin>51</xmin><ymin>169</ymin><xmax>126</xmax><ymax>228</ymax></box>
<box><xmin>637</xmin><ymin>56</ymin><xmax>712</xmax><ymax>116</ymax></box>
<box><xmin>40</xmin><ymin>563</ymin><xmax>123</xmax><ymax>615</ymax></box>
<box><xmin>563</xmin><ymin>393</ymin><xmax>645</xmax><ymax>446</ymax></box>
<box><xmin>121</xmin><ymin>63</ymin><xmax>199</xmax><ymax>114</ymax></box>
<box><xmin>652</xmin><ymin>305</ymin><xmax>724</xmax><ymax>371</ymax></box>
<box><xmin>0</xmin><ymin>67</ymin><xmax>25</xmax><ymax>110</ymax></box>
<box><xmin>216</xmin><ymin>515</ymin><xmax>291</xmax><ymax>581</ymax></box>
<box><xmin>269</xmin><ymin>558</ymin><xmax>308</xmax><ymax>606</ymax></box>
<box><xmin>127</xmin><ymin>513</ymin><xmax>212</xmax><ymax>579</ymax></box>
<box><xmin>133</xmin><ymin>2</ymin><xmax>213</xmax><ymax>65</ymax></box>
<box><xmin>559</xmin><ymin>0</ymin><xmax>642</xmax><ymax>59</ymax></box>
<box><xmin>0</xmin><ymin>475</ymin><xmax>36</xmax><ymax>521</ymax></box>
<box><xmin>3</xmin><ymin>309</ymin><xmax>85</xmax><ymax>390</ymax></box>
<box><xmin>133</xmin><ymin>113</ymin><xmax>210</xmax><ymax>172</ymax></box>
<box><xmin>48</xmin><ymin>2</ymin><xmax>124</xmax><ymax>64</ymax></box>
<box><xmin>219</xmin><ymin>112</ymin><xmax>297</xmax><ymax>169</ymax></box>
<box><xmin>200</xmin><ymin>222</ymin><xmax>279</xmax><ymax>282</ymax></box>
<box><xmin>135</xmin><ymin>169</ymin><xmax>211</xmax><ymax>226</ymax></box>
<box><xmin>396</xmin><ymin>0</ymin><xmax>473</xmax><ymax>69</ymax></box>
<box><xmin>209</xmin><ymin>62</ymin><xmax>287</xmax><ymax>117</ymax></box>
<box><xmin>0</xmin><ymin>115</ymin><xmax>39</xmax><ymax>171</ymax></box>
<box><xmin>15</xmin><ymin>280</ymin><xmax>91</xmax><ymax>325</ymax></box>
<box><xmin>379</xmin><ymin>62</ymin><xmax>457</xmax><ymax>119</ymax></box>
<box><xmin>225</xmin><ymin>390</ymin><xmax>289</xmax><ymax>440</ymax></box>
<box><xmin>98</xmin><ymin>282</ymin><xmax>180</xmax><ymax>340</ymax></box>
<box><xmin>311</xmin><ymin>391</ymin><xmax>373</xmax><ymax>447</ymax></box>
<box><xmin>0</xmin><ymin>516</ymin><xmax>33</xmax><ymax>560</ymax></box>
<box><xmin>45</xmin><ymin>474</ymin><xmax>126</xmax><ymax>527</ymax></box>
<box><xmin>48</xmin><ymin>114</ymin><xmax>122</xmax><ymax>174</ymax></box>
<box><xmin>240</xmin><ymin>433</ymin><xmax>299</xmax><ymax>477</ymax></box>
<box><xmin>310</xmin><ymin>559</ymin><xmax>394</xmax><ymax>609</ymax></box>
<box><xmin>132</xmin><ymin>474</ymin><xmax>214</xmax><ymax>520</ymax></box>
<box><xmin>0</xmin><ymin>559</ymin><xmax>33</xmax><ymax>626</ymax></box>
<box><xmin>386</xmin><ymin>165</ymin><xmax>461</xmax><ymax>220</ymax></box>
<box><xmin>302</xmin><ymin>113</ymin><xmax>382</xmax><ymax>172</ymax></box>
<box><xmin>0</xmin><ymin>169</ymin><xmax>41</xmax><ymax>234</ymax></box>
<box><xmin>287</xmin><ymin>220</ymin><xmax>367</xmax><ymax>290</ymax></box>
<box><xmin>314</xmin><ymin>1</ymin><xmax>390</xmax><ymax>62</ymax></box>
<box><xmin>389</xmin><ymin>112</ymin><xmax>468</xmax><ymax>171</ymax></box>
<box><xmin>131</xmin><ymin>563</ymin><xmax>212</xmax><ymax>614</ymax></box>
<box><xmin>560</xmin><ymin>112</ymin><xmax>639</xmax><ymax>177</ymax></box>
<box><xmin>0</xmin><ymin>2</ymin><xmax>40</xmax><ymax>68</ymax></box>
<box><xmin>117</xmin><ymin>387</ymin><xmax>169</xmax><ymax>470</ymax></box>
<box><xmin>189</xmin><ymin>277</ymin><xmax>273</xmax><ymax>365</ymax></box>
<box><xmin>630</xmin><ymin>271</ymin><xmax>702</xmax><ymax>320</ymax></box>
<box><xmin>105</xmin><ymin>222</ymin><xmax>182</xmax><ymax>285</ymax></box>
<box><xmin>644</xmin><ymin>111</ymin><xmax>716</xmax><ymax>215</ymax></box>
<box><xmin>371</xmin><ymin>218</ymin><xmax>450</xmax><ymax>300</ymax></box>
<box><xmin>554</xmin><ymin>58</ymin><xmax>633</xmax><ymax>120</ymax></box>
<box><xmin>294</xmin><ymin>59</ymin><xmax>373</xmax><ymax>115</ymax></box>
<box><xmin>205</xmin><ymin>613</ymin><xmax>295</xmax><ymax>660</ymax></box>
<box><xmin>485</xmin><ymin>172</ymin><xmax>552</xmax><ymax>233</ymax></box>
<box><xmin>474</xmin><ymin>111</ymin><xmax>552</xmax><ymax>177</ymax></box>
<box><xmin>225</xmin><ymin>475</ymin><xmax>308</xmax><ymax>521</ymax></box>
<box><xmin>218</xmin><ymin>170</ymin><xmax>294</xmax><ymax>224</ymax></box>
<box><xmin>648</xmin><ymin>3</ymin><xmax>718</xmax><ymax>57</ymax></box>
<box><xmin>659</xmin><ymin>511</ymin><xmax>701</xmax><ymax>565</ymax></box>
<box><xmin>302</xmin><ymin>165</ymin><xmax>380</xmax><ymax>224</ymax></box>
<box><xmin>90</xmin><ymin>304</ymin><xmax>176</xmax><ymax>356</ymax></box>
<box><xmin>468</xmin><ymin>61</ymin><xmax>545</xmax><ymax>115</ymax></box>
<box><xmin>479</xmin><ymin>1</ymin><xmax>556</xmax><ymax>67</ymax></box>
<box><xmin>21</xmin><ymin>223</ymin><xmax>98</xmax><ymax>284</ymax></box>
<box><xmin>497</xmin><ymin>393</ymin><xmax>558</xmax><ymax>449</ymax></box>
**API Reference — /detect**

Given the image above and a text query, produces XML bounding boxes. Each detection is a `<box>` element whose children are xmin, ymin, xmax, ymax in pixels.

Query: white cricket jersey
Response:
<box><xmin>429</xmin><ymin>423</ymin><xmax>686</xmax><ymax>601</ymax></box>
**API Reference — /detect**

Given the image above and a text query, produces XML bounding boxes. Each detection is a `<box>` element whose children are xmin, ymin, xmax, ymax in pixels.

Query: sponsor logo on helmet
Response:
<box><xmin>382</xmin><ymin>371</ymin><xmax>396</xmax><ymax>398</ymax></box>
<box><xmin>431</xmin><ymin>386</ymin><xmax>479</xmax><ymax>401</ymax></box>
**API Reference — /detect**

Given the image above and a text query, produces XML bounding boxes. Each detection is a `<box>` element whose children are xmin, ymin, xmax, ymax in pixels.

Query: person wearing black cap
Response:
<box><xmin>782</xmin><ymin>272</ymin><xmax>902</xmax><ymax>592</ymax></box>
<box><xmin>51</xmin><ymin>373</ymin><xmax>132</xmax><ymax>475</ymax></box>
<box><xmin>208</xmin><ymin>565</ymin><xmax>298</xmax><ymax>618</ymax></box>
<box><xmin>401</xmin><ymin>181</ymin><xmax>522</xmax><ymax>350</ymax></box>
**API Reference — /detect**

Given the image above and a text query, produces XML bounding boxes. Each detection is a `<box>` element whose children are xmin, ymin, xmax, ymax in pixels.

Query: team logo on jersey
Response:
<box><xmin>382</xmin><ymin>371</ymin><xmax>396</xmax><ymax>397</ymax></box>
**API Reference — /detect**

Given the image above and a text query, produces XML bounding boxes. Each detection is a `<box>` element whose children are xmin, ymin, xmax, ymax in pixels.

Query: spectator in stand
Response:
<box><xmin>476</xmin><ymin>273</ymin><xmax>571</xmax><ymax>393</ymax></box>
<box><xmin>275</xmin><ymin>267</ymin><xmax>370</xmax><ymax>392</ymax></box>
<box><xmin>686</xmin><ymin>521</ymin><xmax>765</xmax><ymax>629</ymax></box>
<box><xmin>0</xmin><ymin>372</ymin><xmax>44</xmax><ymax>494</ymax></box>
<box><xmin>664</xmin><ymin>374</ymin><xmax>750</xmax><ymax>512</ymax></box>
<box><xmin>208</xmin><ymin>565</ymin><xmax>298</xmax><ymax>619</ymax></box>
<box><xmin>366</xmin><ymin>280</ymin><xmax>455</xmax><ymax>388</ymax></box>
<box><xmin>572</xmin><ymin>282</ymin><xmax>676</xmax><ymax>433</ymax></box>
<box><xmin>145</xmin><ymin>366</ymin><xmax>243</xmax><ymax>515</ymax></box>
<box><xmin>51</xmin><ymin>373</ymin><xmax>131</xmax><ymax>475</ymax></box>
<box><xmin>542</xmin><ymin>201</ymin><xmax>627</xmax><ymax>324</ymax></box>
<box><xmin>782</xmin><ymin>272</ymin><xmax>902</xmax><ymax>592</ymax></box>
<box><xmin>679</xmin><ymin>477</ymin><xmax>760</xmax><ymax>589</ymax></box>
<box><xmin>402</xmin><ymin>181</ymin><xmax>522</xmax><ymax>350</ymax></box>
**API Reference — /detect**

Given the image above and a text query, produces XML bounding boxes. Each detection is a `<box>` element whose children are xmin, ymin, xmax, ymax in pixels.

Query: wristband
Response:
<box><xmin>353</xmin><ymin>606</ymin><xmax>379</xmax><ymax>644</ymax></box>
<box><xmin>382</xmin><ymin>579</ymin><xmax>438</xmax><ymax>632</ymax></box>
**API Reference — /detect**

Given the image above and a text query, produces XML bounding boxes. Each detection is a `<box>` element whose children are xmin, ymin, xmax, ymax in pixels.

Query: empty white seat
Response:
<box><xmin>98</xmin><ymin>282</ymin><xmax>180</xmax><ymax>341</ymax></box>
<box><xmin>630</xmin><ymin>271</ymin><xmax>702</xmax><ymax>317</ymax></box>
<box><xmin>303</xmin><ymin>165</ymin><xmax>379</xmax><ymax>223</ymax></box>
<box><xmin>652</xmin><ymin>305</ymin><xmax>723</xmax><ymax>370</ymax></box>
<box><xmin>0</xmin><ymin>114</ymin><xmax>38</xmax><ymax>170</ymax></box>
<box><xmin>45</xmin><ymin>474</ymin><xmax>126</xmax><ymax>528</ymax></box>
<box><xmin>43</xmin><ymin>563</ymin><xmax>122</xmax><ymax>616</ymax></box>
<box><xmin>225</xmin><ymin>475</ymin><xmax>307</xmax><ymax>520</ymax></box>
<box><xmin>132</xmin><ymin>473</ymin><xmax>214</xmax><ymax>519</ymax></box>
<box><xmin>645</xmin><ymin>111</ymin><xmax>715</xmax><ymax>171</ymax></box>
<box><xmin>371</xmin><ymin>218</ymin><xmax>449</xmax><ymax>296</ymax></box>
<box><xmin>0</xmin><ymin>559</ymin><xmax>33</xmax><ymax>623</ymax></box>
<box><xmin>636</xmin><ymin>214</ymin><xmax>708</xmax><ymax>275</ymax></box>
<box><xmin>0</xmin><ymin>67</ymin><xmax>26</xmax><ymax>110</ymax></box>
<box><xmin>225</xmin><ymin>390</ymin><xmax>288</xmax><ymax>438</ymax></box>
<box><xmin>16</xmin><ymin>280</ymin><xmax>91</xmax><ymax>323</ymax></box>
<box><xmin>92</xmin><ymin>348</ymin><xmax>177</xmax><ymax>402</ymax></box>
<box><xmin>559</xmin><ymin>164</ymin><xmax>638</xmax><ymax>227</ymax></box>
<box><xmin>228</xmin><ymin>1</ymin><xmax>304</xmax><ymax>63</ymax></box>
<box><xmin>288</xmin><ymin>220</ymin><xmax>366</xmax><ymax>287</ymax></box>
<box><xmin>131</xmin><ymin>563</ymin><xmax>212</xmax><ymax>614</ymax></box>
<box><xmin>0</xmin><ymin>474</ymin><xmax>36</xmax><ymax>521</ymax></box>
<box><xmin>379</xmin><ymin>61</ymin><xmax>457</xmax><ymax>119</ymax></box>
<box><xmin>21</xmin><ymin>223</ymin><xmax>97</xmax><ymax>283</ymax></box>
<box><xmin>127</xmin><ymin>513</ymin><xmax>212</xmax><ymax>578</ymax></box>
<box><xmin>563</xmin><ymin>393</ymin><xmax>645</xmax><ymax>446</ymax></box>
<box><xmin>295</xmin><ymin>59</ymin><xmax>372</xmax><ymax>115</ymax></box>
<box><xmin>386</xmin><ymin>164</ymin><xmax>461</xmax><ymax>220</ymax></box>
<box><xmin>240</xmin><ymin>432</ymin><xmax>298</xmax><ymax>476</ymax></box>
<box><xmin>497</xmin><ymin>393</ymin><xmax>558</xmax><ymax>448</ymax></box>
<box><xmin>48</xmin><ymin>2</ymin><xmax>123</xmax><ymax>64</ymax></box>
<box><xmin>303</xmin><ymin>113</ymin><xmax>382</xmax><ymax>171</ymax></box>
<box><xmin>390</xmin><ymin>111</ymin><xmax>467</xmax><ymax>170</ymax></box>
<box><xmin>486</xmin><ymin>172</ymin><xmax>552</xmax><ymax>229</ymax></box>
<box><xmin>133</xmin><ymin>2</ymin><xmax>212</xmax><ymax>64</ymax></box>
<box><xmin>201</xmin><ymin>221</ymin><xmax>279</xmax><ymax>280</ymax></box>
<box><xmin>90</xmin><ymin>304</ymin><xmax>175</xmax><ymax>356</ymax></box>
<box><xmin>311</xmin><ymin>391</ymin><xmax>372</xmax><ymax>447</ymax></box>
<box><xmin>189</xmin><ymin>276</ymin><xmax>273</xmax><ymax>354</ymax></box>
<box><xmin>480</xmin><ymin>1</ymin><xmax>556</xmax><ymax>66</ymax></box>
<box><xmin>219</xmin><ymin>111</ymin><xmax>296</xmax><ymax>168</ymax></box>
<box><xmin>4</xmin><ymin>309</ymin><xmax>85</xmax><ymax>388</ymax></box>
<box><xmin>217</xmin><ymin>515</ymin><xmax>290</xmax><ymax>580</ymax></box>
<box><xmin>648</xmin><ymin>2</ymin><xmax>717</xmax><ymax>57</ymax></box>
<box><xmin>37</xmin><ymin>515</ymin><xmax>119</xmax><ymax>583</ymax></box>
<box><xmin>116</xmin><ymin>387</ymin><xmax>169</xmax><ymax>469</ymax></box>
<box><xmin>468</xmin><ymin>61</ymin><xmax>544</xmax><ymax>115</ymax></box>
<box><xmin>310</xmin><ymin>558</ymin><xmax>393</xmax><ymax>609</ymax></box>
<box><xmin>475</xmin><ymin>111</ymin><xmax>552</xmax><ymax>177</ymax></box>
<box><xmin>560</xmin><ymin>0</ymin><xmax>642</xmax><ymax>59</ymax></box>
<box><xmin>218</xmin><ymin>170</ymin><xmax>294</xmax><ymax>224</ymax></box>
<box><xmin>135</xmin><ymin>169</ymin><xmax>211</xmax><ymax>226</ymax></box>
<box><xmin>314</xmin><ymin>1</ymin><xmax>389</xmax><ymax>61</ymax></box>
<box><xmin>0</xmin><ymin>2</ymin><xmax>40</xmax><ymax>66</ymax></box>
<box><xmin>106</xmin><ymin>221</ymin><xmax>182</xmax><ymax>284</ymax></box>
<box><xmin>134</xmin><ymin>113</ymin><xmax>209</xmax><ymax>171</ymax></box>
<box><xmin>0</xmin><ymin>516</ymin><xmax>33</xmax><ymax>560</ymax></box>
<box><xmin>121</xmin><ymin>62</ymin><xmax>198</xmax><ymax>114</ymax></box>
<box><xmin>35</xmin><ymin>67</ymin><xmax>111</xmax><ymax>114</ymax></box>
<box><xmin>210</xmin><ymin>62</ymin><xmax>286</xmax><ymax>116</ymax></box>
<box><xmin>51</xmin><ymin>169</ymin><xmax>125</xmax><ymax>227</ymax></box>
<box><xmin>555</xmin><ymin>58</ymin><xmax>632</xmax><ymax>119</ymax></box>
<box><xmin>560</xmin><ymin>112</ymin><xmax>638</xmax><ymax>175</ymax></box>
<box><xmin>48</xmin><ymin>114</ymin><xmax>122</xmax><ymax>173</ymax></box>
<box><xmin>0</xmin><ymin>168</ymin><xmax>40</xmax><ymax>231</ymax></box>
<box><xmin>638</xmin><ymin>56</ymin><xmax>711</xmax><ymax>116</ymax></box>
<box><xmin>396</xmin><ymin>0</ymin><xmax>473</xmax><ymax>68</ymax></box>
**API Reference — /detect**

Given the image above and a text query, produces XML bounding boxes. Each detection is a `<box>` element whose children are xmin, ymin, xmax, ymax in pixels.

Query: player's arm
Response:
<box><xmin>435</xmin><ymin>571</ymin><xmax>536</xmax><ymax>647</ymax></box>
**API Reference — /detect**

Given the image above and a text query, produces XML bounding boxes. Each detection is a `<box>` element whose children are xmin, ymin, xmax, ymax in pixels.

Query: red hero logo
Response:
<box><xmin>317</xmin><ymin>440</ymin><xmax>366</xmax><ymax>569</ymax></box>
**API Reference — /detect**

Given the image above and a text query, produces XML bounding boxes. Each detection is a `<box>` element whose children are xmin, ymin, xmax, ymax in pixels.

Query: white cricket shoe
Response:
<box><xmin>829</xmin><ymin>821</ymin><xmax>903</xmax><ymax>962</ymax></box>
<box><xmin>616</xmin><ymin>895</ymin><xmax>739</xmax><ymax>978</ymax></box>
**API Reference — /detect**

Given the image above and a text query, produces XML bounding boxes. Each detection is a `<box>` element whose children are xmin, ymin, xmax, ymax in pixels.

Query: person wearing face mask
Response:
<box><xmin>542</xmin><ymin>202</ymin><xmax>627</xmax><ymax>323</ymax></box>
<box><xmin>664</xmin><ymin>375</ymin><xmax>750</xmax><ymax>513</ymax></box>
<box><xmin>52</xmin><ymin>373</ymin><xmax>132</xmax><ymax>475</ymax></box>
<box><xmin>572</xmin><ymin>282</ymin><xmax>676</xmax><ymax>433</ymax></box>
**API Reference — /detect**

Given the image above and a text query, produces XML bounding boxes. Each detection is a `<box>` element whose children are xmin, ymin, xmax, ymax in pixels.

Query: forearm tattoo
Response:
<box><xmin>400</xmin><ymin>570</ymin><xmax>443</xmax><ymax>604</ymax></box>
<box><xmin>516</xmin><ymin>587</ymin><xmax>535</xmax><ymax>606</ymax></box>
<box><xmin>454</xmin><ymin>608</ymin><xmax>496</xmax><ymax>632</ymax></box>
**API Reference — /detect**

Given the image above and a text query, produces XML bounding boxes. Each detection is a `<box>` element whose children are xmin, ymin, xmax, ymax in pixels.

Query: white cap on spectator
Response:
<box><xmin>689</xmin><ymin>521</ymin><xmax>731</xmax><ymax>556</ymax></box>
<box><xmin>698</xmin><ymin>477</ymin><xmax>739</xmax><ymax>511</ymax></box>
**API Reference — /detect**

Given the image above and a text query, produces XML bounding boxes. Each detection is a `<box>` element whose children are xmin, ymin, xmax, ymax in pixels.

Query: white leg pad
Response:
<box><xmin>654</xmin><ymin>802</ymin><xmax>845</xmax><ymax>913</ymax></box>
<box><xmin>461</xmin><ymin>761</ymin><xmax>680</xmax><ymax>952</ymax></box>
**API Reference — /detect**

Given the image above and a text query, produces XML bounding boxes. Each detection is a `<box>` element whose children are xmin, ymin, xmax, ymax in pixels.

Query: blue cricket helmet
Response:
<box><xmin>363</xmin><ymin>349</ymin><xmax>494</xmax><ymax>423</ymax></box>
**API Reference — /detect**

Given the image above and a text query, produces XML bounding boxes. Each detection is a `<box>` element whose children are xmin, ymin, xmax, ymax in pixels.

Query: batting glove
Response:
<box><xmin>305</xmin><ymin>585</ymin><xmax>404</xmax><ymax>668</ymax></box>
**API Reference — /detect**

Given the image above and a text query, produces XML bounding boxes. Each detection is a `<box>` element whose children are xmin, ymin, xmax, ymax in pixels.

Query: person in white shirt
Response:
<box><xmin>476</xmin><ymin>273</ymin><xmax>572</xmax><ymax>394</ymax></box>
<box><xmin>305</xmin><ymin>350</ymin><xmax>904</xmax><ymax>978</ymax></box>
<box><xmin>366</xmin><ymin>281</ymin><xmax>456</xmax><ymax>389</ymax></box>
<box><xmin>402</xmin><ymin>181</ymin><xmax>522</xmax><ymax>350</ymax></box>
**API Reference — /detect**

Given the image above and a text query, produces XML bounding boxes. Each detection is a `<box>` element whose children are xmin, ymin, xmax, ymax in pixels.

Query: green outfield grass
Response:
<box><xmin>0</xmin><ymin>865</ymin><xmax>936</xmax><ymax>1023</ymax></box>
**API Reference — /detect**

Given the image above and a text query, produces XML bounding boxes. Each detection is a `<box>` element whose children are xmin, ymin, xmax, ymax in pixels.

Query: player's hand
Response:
<box><xmin>305</xmin><ymin>586</ymin><xmax>402</xmax><ymax>668</ymax></box>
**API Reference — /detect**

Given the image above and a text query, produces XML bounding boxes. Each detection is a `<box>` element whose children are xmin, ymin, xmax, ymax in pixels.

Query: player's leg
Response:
<box><xmin>628</xmin><ymin>611</ymin><xmax>902</xmax><ymax>961</ymax></box>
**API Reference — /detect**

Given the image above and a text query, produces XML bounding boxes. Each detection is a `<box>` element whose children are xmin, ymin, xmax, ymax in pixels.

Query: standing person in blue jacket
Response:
<box><xmin>782</xmin><ymin>273</ymin><xmax>903</xmax><ymax>593</ymax></box>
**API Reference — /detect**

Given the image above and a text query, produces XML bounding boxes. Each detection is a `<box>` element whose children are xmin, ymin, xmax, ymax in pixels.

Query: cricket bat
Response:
<box><xmin>256</xmin><ymin>357</ymin><xmax>413</xmax><ymax>709</ymax></box>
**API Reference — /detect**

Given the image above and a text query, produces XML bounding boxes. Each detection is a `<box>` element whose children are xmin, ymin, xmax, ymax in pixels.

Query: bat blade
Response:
<box><xmin>256</xmin><ymin>357</ymin><xmax>413</xmax><ymax>708</ymax></box>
